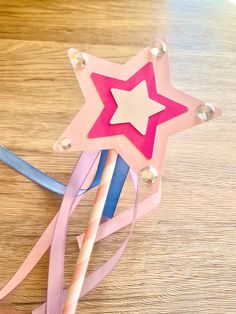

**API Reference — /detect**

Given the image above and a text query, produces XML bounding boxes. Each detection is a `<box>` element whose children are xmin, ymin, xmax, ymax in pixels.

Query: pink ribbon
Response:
<box><xmin>34</xmin><ymin>171</ymin><xmax>161</xmax><ymax>314</ymax></box>
<box><xmin>0</xmin><ymin>152</ymin><xmax>161</xmax><ymax>314</ymax></box>
<box><xmin>0</xmin><ymin>151</ymin><xmax>101</xmax><ymax>301</ymax></box>
<box><xmin>46</xmin><ymin>150</ymin><xmax>101</xmax><ymax>314</ymax></box>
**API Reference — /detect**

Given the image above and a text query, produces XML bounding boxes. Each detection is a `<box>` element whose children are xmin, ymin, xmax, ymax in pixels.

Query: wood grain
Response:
<box><xmin>0</xmin><ymin>0</ymin><xmax>235</xmax><ymax>313</ymax></box>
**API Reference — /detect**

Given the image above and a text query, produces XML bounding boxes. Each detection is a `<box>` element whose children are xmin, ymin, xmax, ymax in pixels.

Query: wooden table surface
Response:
<box><xmin>0</xmin><ymin>0</ymin><xmax>235</xmax><ymax>313</ymax></box>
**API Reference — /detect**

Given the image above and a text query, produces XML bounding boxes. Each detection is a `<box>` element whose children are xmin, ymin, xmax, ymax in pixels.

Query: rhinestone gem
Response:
<box><xmin>56</xmin><ymin>137</ymin><xmax>72</xmax><ymax>151</ymax></box>
<box><xmin>139</xmin><ymin>166</ymin><xmax>158</xmax><ymax>185</ymax></box>
<box><xmin>149</xmin><ymin>40</ymin><xmax>167</xmax><ymax>57</ymax></box>
<box><xmin>196</xmin><ymin>103</ymin><xmax>215</xmax><ymax>122</ymax></box>
<box><xmin>70</xmin><ymin>51</ymin><xmax>88</xmax><ymax>69</ymax></box>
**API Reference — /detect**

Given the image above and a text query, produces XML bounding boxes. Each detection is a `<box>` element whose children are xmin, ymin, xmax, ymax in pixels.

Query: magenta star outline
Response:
<box><xmin>88</xmin><ymin>62</ymin><xmax>188</xmax><ymax>159</ymax></box>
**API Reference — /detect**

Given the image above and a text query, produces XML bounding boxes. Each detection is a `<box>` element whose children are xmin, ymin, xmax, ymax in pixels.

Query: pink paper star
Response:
<box><xmin>54</xmin><ymin>42</ymin><xmax>221</xmax><ymax>192</ymax></box>
<box><xmin>88</xmin><ymin>62</ymin><xmax>188</xmax><ymax>159</ymax></box>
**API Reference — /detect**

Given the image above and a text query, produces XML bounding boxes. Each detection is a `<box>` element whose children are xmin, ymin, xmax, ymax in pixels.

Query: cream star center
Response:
<box><xmin>110</xmin><ymin>81</ymin><xmax>166</xmax><ymax>135</ymax></box>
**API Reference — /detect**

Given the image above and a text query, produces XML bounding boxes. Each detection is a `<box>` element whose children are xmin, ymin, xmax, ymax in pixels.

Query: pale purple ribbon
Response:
<box><xmin>46</xmin><ymin>150</ymin><xmax>101</xmax><ymax>314</ymax></box>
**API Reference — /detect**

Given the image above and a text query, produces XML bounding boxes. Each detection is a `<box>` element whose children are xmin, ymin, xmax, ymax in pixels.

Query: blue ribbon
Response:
<box><xmin>0</xmin><ymin>146</ymin><xmax>129</xmax><ymax>218</ymax></box>
<box><xmin>102</xmin><ymin>154</ymin><xmax>129</xmax><ymax>218</ymax></box>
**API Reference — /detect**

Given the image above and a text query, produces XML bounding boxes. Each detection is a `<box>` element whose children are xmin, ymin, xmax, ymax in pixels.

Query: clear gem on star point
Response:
<box><xmin>139</xmin><ymin>166</ymin><xmax>158</xmax><ymax>185</ymax></box>
<box><xmin>70</xmin><ymin>51</ymin><xmax>88</xmax><ymax>69</ymax></box>
<box><xmin>196</xmin><ymin>102</ymin><xmax>215</xmax><ymax>122</ymax></box>
<box><xmin>149</xmin><ymin>40</ymin><xmax>167</xmax><ymax>57</ymax></box>
<box><xmin>55</xmin><ymin>137</ymin><xmax>72</xmax><ymax>151</ymax></box>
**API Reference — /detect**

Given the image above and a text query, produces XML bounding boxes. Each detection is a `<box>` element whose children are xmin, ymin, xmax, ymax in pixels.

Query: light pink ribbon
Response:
<box><xmin>46</xmin><ymin>150</ymin><xmax>101</xmax><ymax>314</ymax></box>
<box><xmin>0</xmin><ymin>153</ymin><xmax>161</xmax><ymax>314</ymax></box>
<box><xmin>0</xmin><ymin>151</ymin><xmax>101</xmax><ymax>301</ymax></box>
<box><xmin>34</xmin><ymin>171</ymin><xmax>161</xmax><ymax>313</ymax></box>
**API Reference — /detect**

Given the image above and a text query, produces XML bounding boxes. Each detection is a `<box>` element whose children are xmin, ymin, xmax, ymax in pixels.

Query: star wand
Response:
<box><xmin>52</xmin><ymin>39</ymin><xmax>221</xmax><ymax>314</ymax></box>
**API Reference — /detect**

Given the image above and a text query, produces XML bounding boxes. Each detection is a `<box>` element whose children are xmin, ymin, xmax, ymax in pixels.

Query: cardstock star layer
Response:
<box><xmin>110</xmin><ymin>81</ymin><xmax>166</xmax><ymax>136</ymax></box>
<box><xmin>54</xmin><ymin>42</ymin><xmax>222</xmax><ymax>192</ymax></box>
